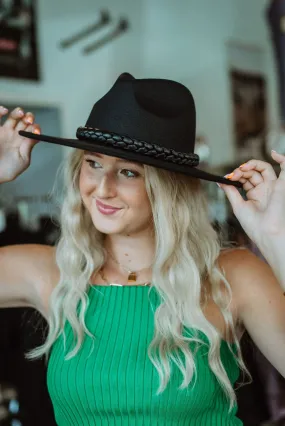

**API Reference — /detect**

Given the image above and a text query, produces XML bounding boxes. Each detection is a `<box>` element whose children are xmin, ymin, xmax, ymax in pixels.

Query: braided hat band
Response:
<box><xmin>76</xmin><ymin>127</ymin><xmax>200</xmax><ymax>167</ymax></box>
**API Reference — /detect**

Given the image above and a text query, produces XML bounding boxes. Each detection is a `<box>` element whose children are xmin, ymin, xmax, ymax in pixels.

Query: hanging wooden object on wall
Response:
<box><xmin>266</xmin><ymin>1</ymin><xmax>285</xmax><ymax>155</ymax></box>
<box><xmin>82</xmin><ymin>18</ymin><xmax>129</xmax><ymax>55</ymax></box>
<box><xmin>59</xmin><ymin>10</ymin><xmax>111</xmax><ymax>49</ymax></box>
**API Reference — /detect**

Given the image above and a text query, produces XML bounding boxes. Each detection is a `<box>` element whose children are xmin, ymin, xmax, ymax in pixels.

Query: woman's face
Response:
<box><xmin>79</xmin><ymin>152</ymin><xmax>153</xmax><ymax>236</ymax></box>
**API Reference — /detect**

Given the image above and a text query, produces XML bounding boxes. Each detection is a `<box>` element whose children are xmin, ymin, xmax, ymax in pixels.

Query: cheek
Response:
<box><xmin>79</xmin><ymin>168</ymin><xmax>95</xmax><ymax>205</ymax></box>
<box><xmin>78</xmin><ymin>170</ymin><xmax>84</xmax><ymax>195</ymax></box>
<box><xmin>78</xmin><ymin>169</ymin><xmax>87</xmax><ymax>199</ymax></box>
<box><xmin>125</xmin><ymin>185</ymin><xmax>152</xmax><ymax>216</ymax></box>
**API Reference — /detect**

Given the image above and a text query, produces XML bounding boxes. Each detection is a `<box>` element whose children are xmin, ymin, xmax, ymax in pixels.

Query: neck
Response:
<box><xmin>104</xmin><ymin>232</ymin><xmax>155</xmax><ymax>272</ymax></box>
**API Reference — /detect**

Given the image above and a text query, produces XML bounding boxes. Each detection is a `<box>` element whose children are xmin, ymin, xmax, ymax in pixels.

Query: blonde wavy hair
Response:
<box><xmin>28</xmin><ymin>148</ymin><xmax>248</xmax><ymax>410</ymax></box>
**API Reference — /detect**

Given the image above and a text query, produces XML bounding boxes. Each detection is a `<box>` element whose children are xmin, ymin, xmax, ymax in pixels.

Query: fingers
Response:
<box><xmin>22</xmin><ymin>123</ymin><xmax>41</xmax><ymax>136</ymax></box>
<box><xmin>19</xmin><ymin>124</ymin><xmax>40</xmax><ymax>161</ymax></box>
<box><xmin>239</xmin><ymin>159</ymin><xmax>277</xmax><ymax>181</ymax></box>
<box><xmin>1</xmin><ymin>107</ymin><xmax>39</xmax><ymax>135</ymax></box>
<box><xmin>241</xmin><ymin>179</ymin><xmax>255</xmax><ymax>192</ymax></box>
<box><xmin>271</xmin><ymin>150</ymin><xmax>285</xmax><ymax>181</ymax></box>
<box><xmin>15</xmin><ymin>112</ymin><xmax>34</xmax><ymax>131</ymax></box>
<box><xmin>0</xmin><ymin>106</ymin><xmax>8</xmax><ymax>121</ymax></box>
<box><xmin>17</xmin><ymin>123</ymin><xmax>41</xmax><ymax>149</ymax></box>
<box><xmin>233</xmin><ymin>175</ymin><xmax>254</xmax><ymax>190</ymax></box>
<box><xmin>224</xmin><ymin>167</ymin><xmax>264</xmax><ymax>192</ymax></box>
<box><xmin>219</xmin><ymin>184</ymin><xmax>245</xmax><ymax>214</ymax></box>
<box><xmin>3</xmin><ymin>107</ymin><xmax>25</xmax><ymax>128</ymax></box>
<box><xmin>271</xmin><ymin>150</ymin><xmax>285</xmax><ymax>164</ymax></box>
<box><xmin>223</xmin><ymin>158</ymin><xmax>277</xmax><ymax>193</ymax></box>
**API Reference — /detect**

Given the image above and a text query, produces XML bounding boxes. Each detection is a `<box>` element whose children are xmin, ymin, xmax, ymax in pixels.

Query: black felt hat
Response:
<box><xmin>19</xmin><ymin>73</ymin><xmax>241</xmax><ymax>187</ymax></box>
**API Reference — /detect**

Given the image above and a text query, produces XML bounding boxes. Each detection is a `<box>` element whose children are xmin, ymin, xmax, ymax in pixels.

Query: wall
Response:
<box><xmin>0</xmin><ymin>0</ymin><xmax>145</xmax><ymax>138</ymax></box>
<box><xmin>142</xmin><ymin>0</ymin><xmax>278</xmax><ymax>165</ymax></box>
<box><xmin>0</xmin><ymin>0</ymin><xmax>278</xmax><ymax>167</ymax></box>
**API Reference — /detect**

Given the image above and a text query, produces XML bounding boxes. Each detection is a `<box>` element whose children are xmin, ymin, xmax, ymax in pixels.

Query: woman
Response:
<box><xmin>0</xmin><ymin>73</ymin><xmax>285</xmax><ymax>425</ymax></box>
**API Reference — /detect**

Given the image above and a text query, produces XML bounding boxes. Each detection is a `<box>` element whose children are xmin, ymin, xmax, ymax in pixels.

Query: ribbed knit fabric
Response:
<box><xmin>47</xmin><ymin>285</ymin><xmax>243</xmax><ymax>425</ymax></box>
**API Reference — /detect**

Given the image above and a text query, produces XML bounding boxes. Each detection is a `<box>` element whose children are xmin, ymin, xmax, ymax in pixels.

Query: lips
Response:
<box><xmin>95</xmin><ymin>199</ymin><xmax>122</xmax><ymax>215</ymax></box>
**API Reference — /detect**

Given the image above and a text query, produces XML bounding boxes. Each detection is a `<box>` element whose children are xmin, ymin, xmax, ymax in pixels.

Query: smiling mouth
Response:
<box><xmin>95</xmin><ymin>199</ymin><xmax>123</xmax><ymax>215</ymax></box>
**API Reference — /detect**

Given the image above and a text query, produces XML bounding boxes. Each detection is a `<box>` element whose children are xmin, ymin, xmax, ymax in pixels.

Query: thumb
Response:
<box><xmin>19</xmin><ymin>138</ymin><xmax>39</xmax><ymax>164</ymax></box>
<box><xmin>18</xmin><ymin>127</ymin><xmax>40</xmax><ymax>162</ymax></box>
<box><xmin>218</xmin><ymin>183</ymin><xmax>245</xmax><ymax>213</ymax></box>
<box><xmin>271</xmin><ymin>150</ymin><xmax>285</xmax><ymax>181</ymax></box>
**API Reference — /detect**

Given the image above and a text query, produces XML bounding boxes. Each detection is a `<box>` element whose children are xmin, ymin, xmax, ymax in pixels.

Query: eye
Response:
<box><xmin>85</xmin><ymin>159</ymin><xmax>101</xmax><ymax>169</ymax></box>
<box><xmin>120</xmin><ymin>169</ymin><xmax>139</xmax><ymax>178</ymax></box>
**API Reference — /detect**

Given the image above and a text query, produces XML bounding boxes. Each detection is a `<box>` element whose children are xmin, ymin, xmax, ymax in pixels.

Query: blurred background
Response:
<box><xmin>0</xmin><ymin>0</ymin><xmax>285</xmax><ymax>425</ymax></box>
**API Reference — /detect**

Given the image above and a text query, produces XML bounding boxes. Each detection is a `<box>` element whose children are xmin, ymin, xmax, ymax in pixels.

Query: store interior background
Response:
<box><xmin>1</xmin><ymin>0</ymin><xmax>285</xmax><ymax>425</ymax></box>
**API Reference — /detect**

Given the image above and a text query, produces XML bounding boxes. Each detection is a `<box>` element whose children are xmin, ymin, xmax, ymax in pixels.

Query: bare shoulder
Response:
<box><xmin>218</xmin><ymin>246</ymin><xmax>272</xmax><ymax>282</ymax></box>
<box><xmin>218</xmin><ymin>246</ymin><xmax>258</xmax><ymax>273</ymax></box>
<box><xmin>217</xmin><ymin>249</ymin><xmax>285</xmax><ymax>378</ymax></box>
<box><xmin>217</xmin><ymin>247</ymin><xmax>282</xmax><ymax>315</ymax></box>
<box><xmin>0</xmin><ymin>244</ymin><xmax>59</xmax><ymax>315</ymax></box>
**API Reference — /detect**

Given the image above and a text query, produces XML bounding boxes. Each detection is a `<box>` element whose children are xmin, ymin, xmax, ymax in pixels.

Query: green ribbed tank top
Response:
<box><xmin>47</xmin><ymin>285</ymin><xmax>243</xmax><ymax>425</ymax></box>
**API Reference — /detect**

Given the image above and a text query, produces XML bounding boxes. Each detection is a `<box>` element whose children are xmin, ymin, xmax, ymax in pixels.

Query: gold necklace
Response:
<box><xmin>99</xmin><ymin>268</ymin><xmax>151</xmax><ymax>287</ymax></box>
<box><xmin>106</xmin><ymin>249</ymin><xmax>152</xmax><ymax>283</ymax></box>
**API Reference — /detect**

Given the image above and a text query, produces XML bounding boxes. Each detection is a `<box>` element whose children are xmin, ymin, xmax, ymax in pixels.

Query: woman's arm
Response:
<box><xmin>0</xmin><ymin>244</ymin><xmax>57</xmax><ymax>315</ymax></box>
<box><xmin>0</xmin><ymin>106</ymin><xmax>56</xmax><ymax>314</ymax></box>
<box><xmin>222</xmin><ymin>248</ymin><xmax>285</xmax><ymax>378</ymax></box>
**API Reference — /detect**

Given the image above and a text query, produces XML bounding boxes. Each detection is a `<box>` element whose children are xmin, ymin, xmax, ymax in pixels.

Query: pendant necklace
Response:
<box><xmin>106</xmin><ymin>249</ymin><xmax>152</xmax><ymax>284</ymax></box>
<box><xmin>99</xmin><ymin>268</ymin><xmax>151</xmax><ymax>287</ymax></box>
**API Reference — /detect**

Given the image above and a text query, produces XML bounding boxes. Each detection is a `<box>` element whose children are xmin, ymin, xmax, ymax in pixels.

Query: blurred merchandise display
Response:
<box><xmin>0</xmin><ymin>0</ymin><xmax>40</xmax><ymax>80</ymax></box>
<box><xmin>0</xmin><ymin>383</ymin><xmax>22</xmax><ymax>426</ymax></box>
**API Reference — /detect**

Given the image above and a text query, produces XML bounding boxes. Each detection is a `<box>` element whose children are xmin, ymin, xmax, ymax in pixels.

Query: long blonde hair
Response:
<box><xmin>28</xmin><ymin>149</ymin><xmax>247</xmax><ymax>409</ymax></box>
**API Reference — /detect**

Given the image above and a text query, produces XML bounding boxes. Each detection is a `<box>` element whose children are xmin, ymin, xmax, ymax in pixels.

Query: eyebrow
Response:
<box><xmin>84</xmin><ymin>151</ymin><xmax>103</xmax><ymax>158</ymax></box>
<box><xmin>83</xmin><ymin>151</ymin><xmax>143</xmax><ymax>168</ymax></box>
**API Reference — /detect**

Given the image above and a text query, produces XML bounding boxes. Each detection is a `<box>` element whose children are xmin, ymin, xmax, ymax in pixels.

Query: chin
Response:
<box><xmin>90</xmin><ymin>211</ymin><xmax>128</xmax><ymax>235</ymax></box>
<box><xmin>93</xmin><ymin>223</ymin><xmax>126</xmax><ymax>235</ymax></box>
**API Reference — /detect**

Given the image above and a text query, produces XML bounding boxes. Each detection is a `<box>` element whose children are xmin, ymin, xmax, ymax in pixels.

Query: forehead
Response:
<box><xmin>83</xmin><ymin>151</ymin><xmax>143</xmax><ymax>167</ymax></box>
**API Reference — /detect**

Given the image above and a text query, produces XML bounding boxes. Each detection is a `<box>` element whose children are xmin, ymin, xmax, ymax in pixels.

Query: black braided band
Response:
<box><xmin>76</xmin><ymin>127</ymin><xmax>199</xmax><ymax>167</ymax></box>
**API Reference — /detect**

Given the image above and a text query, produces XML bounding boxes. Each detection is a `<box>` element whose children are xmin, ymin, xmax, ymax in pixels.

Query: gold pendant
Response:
<box><xmin>128</xmin><ymin>271</ymin><xmax>137</xmax><ymax>283</ymax></box>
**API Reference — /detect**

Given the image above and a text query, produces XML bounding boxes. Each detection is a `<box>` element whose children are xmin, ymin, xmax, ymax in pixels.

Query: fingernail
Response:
<box><xmin>33</xmin><ymin>129</ymin><xmax>40</xmax><ymax>135</ymax></box>
<box><xmin>18</xmin><ymin>108</ymin><xmax>24</xmax><ymax>116</ymax></box>
<box><xmin>224</xmin><ymin>173</ymin><xmax>234</xmax><ymax>179</ymax></box>
<box><xmin>239</xmin><ymin>163</ymin><xmax>247</xmax><ymax>168</ymax></box>
<box><xmin>0</xmin><ymin>106</ymin><xmax>8</xmax><ymax>112</ymax></box>
<box><xmin>26</xmin><ymin>117</ymin><xmax>33</xmax><ymax>124</ymax></box>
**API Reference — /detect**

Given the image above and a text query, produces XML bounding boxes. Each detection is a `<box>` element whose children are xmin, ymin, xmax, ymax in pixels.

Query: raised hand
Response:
<box><xmin>219</xmin><ymin>151</ymin><xmax>285</xmax><ymax>245</ymax></box>
<box><xmin>0</xmin><ymin>106</ymin><xmax>41</xmax><ymax>183</ymax></box>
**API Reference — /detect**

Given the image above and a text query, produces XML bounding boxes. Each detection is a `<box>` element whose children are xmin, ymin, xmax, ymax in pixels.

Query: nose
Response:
<box><xmin>96</xmin><ymin>173</ymin><xmax>117</xmax><ymax>199</ymax></box>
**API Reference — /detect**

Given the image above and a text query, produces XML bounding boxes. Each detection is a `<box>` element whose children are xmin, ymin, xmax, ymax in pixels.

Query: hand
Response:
<box><xmin>219</xmin><ymin>151</ymin><xmax>285</xmax><ymax>246</ymax></box>
<box><xmin>0</xmin><ymin>106</ymin><xmax>41</xmax><ymax>183</ymax></box>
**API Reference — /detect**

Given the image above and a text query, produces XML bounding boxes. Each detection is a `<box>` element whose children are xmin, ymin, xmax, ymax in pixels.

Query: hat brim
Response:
<box><xmin>19</xmin><ymin>130</ymin><xmax>242</xmax><ymax>188</ymax></box>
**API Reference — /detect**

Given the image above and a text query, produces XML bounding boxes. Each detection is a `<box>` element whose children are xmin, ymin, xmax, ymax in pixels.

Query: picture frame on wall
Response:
<box><xmin>0</xmin><ymin>0</ymin><xmax>40</xmax><ymax>80</ymax></box>
<box><xmin>227</xmin><ymin>41</ymin><xmax>268</xmax><ymax>164</ymax></box>
<box><xmin>230</xmin><ymin>69</ymin><xmax>267</xmax><ymax>163</ymax></box>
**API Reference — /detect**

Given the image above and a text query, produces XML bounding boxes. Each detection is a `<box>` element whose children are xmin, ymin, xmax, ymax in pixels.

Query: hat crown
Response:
<box><xmin>85</xmin><ymin>73</ymin><xmax>196</xmax><ymax>153</ymax></box>
<box><xmin>133</xmin><ymin>79</ymin><xmax>194</xmax><ymax>118</ymax></box>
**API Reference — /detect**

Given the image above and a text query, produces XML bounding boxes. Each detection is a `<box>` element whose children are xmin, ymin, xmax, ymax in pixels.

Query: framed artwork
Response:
<box><xmin>0</xmin><ymin>0</ymin><xmax>40</xmax><ymax>80</ymax></box>
<box><xmin>229</xmin><ymin>69</ymin><xmax>267</xmax><ymax>163</ymax></box>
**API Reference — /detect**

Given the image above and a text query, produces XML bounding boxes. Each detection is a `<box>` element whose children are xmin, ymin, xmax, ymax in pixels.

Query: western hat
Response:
<box><xmin>19</xmin><ymin>72</ymin><xmax>241</xmax><ymax>188</ymax></box>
